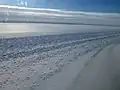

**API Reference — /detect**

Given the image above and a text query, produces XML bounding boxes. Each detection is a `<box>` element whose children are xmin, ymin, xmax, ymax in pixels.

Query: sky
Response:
<box><xmin>0</xmin><ymin>0</ymin><xmax>119</xmax><ymax>13</ymax></box>
<box><xmin>0</xmin><ymin>0</ymin><xmax>120</xmax><ymax>35</ymax></box>
<box><xmin>0</xmin><ymin>5</ymin><xmax>120</xmax><ymax>35</ymax></box>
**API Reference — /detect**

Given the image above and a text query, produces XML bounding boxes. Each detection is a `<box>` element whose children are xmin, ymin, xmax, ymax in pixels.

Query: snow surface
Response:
<box><xmin>69</xmin><ymin>43</ymin><xmax>120</xmax><ymax>90</ymax></box>
<box><xmin>0</xmin><ymin>31</ymin><xmax>120</xmax><ymax>90</ymax></box>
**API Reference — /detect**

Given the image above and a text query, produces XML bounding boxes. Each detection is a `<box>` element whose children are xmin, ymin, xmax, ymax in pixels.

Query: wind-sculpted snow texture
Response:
<box><xmin>0</xmin><ymin>31</ymin><xmax>120</xmax><ymax>90</ymax></box>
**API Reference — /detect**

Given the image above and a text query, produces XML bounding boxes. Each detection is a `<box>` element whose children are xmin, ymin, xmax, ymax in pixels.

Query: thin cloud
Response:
<box><xmin>0</xmin><ymin>5</ymin><xmax>120</xmax><ymax>35</ymax></box>
<box><xmin>0</xmin><ymin>5</ymin><xmax>120</xmax><ymax>27</ymax></box>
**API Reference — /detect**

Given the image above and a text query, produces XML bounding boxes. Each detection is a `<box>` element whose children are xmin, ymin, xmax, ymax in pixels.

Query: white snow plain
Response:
<box><xmin>0</xmin><ymin>31</ymin><xmax>120</xmax><ymax>90</ymax></box>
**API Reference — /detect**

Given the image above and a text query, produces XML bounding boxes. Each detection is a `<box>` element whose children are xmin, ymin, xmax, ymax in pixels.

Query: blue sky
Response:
<box><xmin>0</xmin><ymin>0</ymin><xmax>120</xmax><ymax>12</ymax></box>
